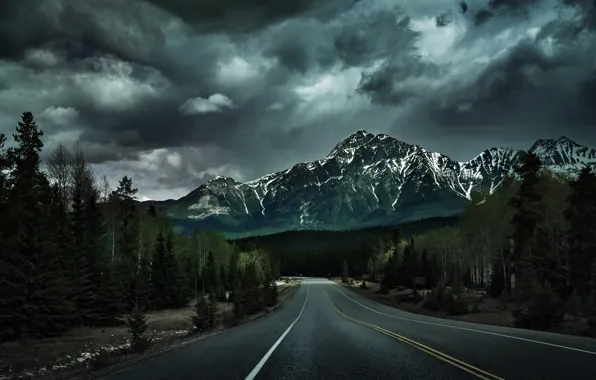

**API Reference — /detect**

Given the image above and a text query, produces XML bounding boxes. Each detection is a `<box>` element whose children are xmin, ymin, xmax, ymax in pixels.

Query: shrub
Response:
<box><xmin>192</xmin><ymin>293</ymin><xmax>210</xmax><ymax>333</ymax></box>
<box><xmin>126</xmin><ymin>303</ymin><xmax>148</xmax><ymax>347</ymax></box>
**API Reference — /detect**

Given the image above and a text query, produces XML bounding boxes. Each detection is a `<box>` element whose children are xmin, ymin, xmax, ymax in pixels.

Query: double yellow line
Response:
<box><xmin>326</xmin><ymin>292</ymin><xmax>504</xmax><ymax>380</ymax></box>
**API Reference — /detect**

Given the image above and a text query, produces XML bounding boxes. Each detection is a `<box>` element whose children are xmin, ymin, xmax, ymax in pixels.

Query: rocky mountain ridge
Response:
<box><xmin>148</xmin><ymin>131</ymin><xmax>596</xmax><ymax>237</ymax></box>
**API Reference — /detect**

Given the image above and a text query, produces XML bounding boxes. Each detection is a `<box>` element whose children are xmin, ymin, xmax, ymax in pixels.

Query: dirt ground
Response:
<box><xmin>0</xmin><ymin>282</ymin><xmax>299</xmax><ymax>380</ymax></box>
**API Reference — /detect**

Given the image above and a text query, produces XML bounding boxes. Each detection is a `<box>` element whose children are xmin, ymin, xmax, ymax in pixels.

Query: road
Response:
<box><xmin>102</xmin><ymin>278</ymin><xmax>596</xmax><ymax>380</ymax></box>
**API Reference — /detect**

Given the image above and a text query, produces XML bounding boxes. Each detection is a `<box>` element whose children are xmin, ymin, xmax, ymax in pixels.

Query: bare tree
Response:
<box><xmin>47</xmin><ymin>143</ymin><xmax>73</xmax><ymax>202</ymax></box>
<box><xmin>69</xmin><ymin>142</ymin><xmax>95</xmax><ymax>199</ymax></box>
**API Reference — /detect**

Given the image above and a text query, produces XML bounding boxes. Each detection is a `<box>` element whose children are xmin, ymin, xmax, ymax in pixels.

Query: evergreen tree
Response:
<box><xmin>565</xmin><ymin>166</ymin><xmax>596</xmax><ymax>297</ymax></box>
<box><xmin>0</xmin><ymin>112</ymin><xmax>74</xmax><ymax>339</ymax></box>
<box><xmin>508</xmin><ymin>152</ymin><xmax>544</xmax><ymax>296</ymax></box>
<box><xmin>420</xmin><ymin>248</ymin><xmax>435</xmax><ymax>288</ymax></box>
<box><xmin>112</xmin><ymin>176</ymin><xmax>140</xmax><ymax>311</ymax></box>
<box><xmin>151</xmin><ymin>232</ymin><xmax>168</xmax><ymax>309</ymax></box>
<box><xmin>126</xmin><ymin>302</ymin><xmax>148</xmax><ymax>351</ymax></box>
<box><xmin>341</xmin><ymin>260</ymin><xmax>349</xmax><ymax>283</ymax></box>
<box><xmin>228</xmin><ymin>252</ymin><xmax>239</xmax><ymax>302</ymax></box>
<box><xmin>205</xmin><ymin>251</ymin><xmax>218</xmax><ymax>293</ymax></box>
<box><xmin>164</xmin><ymin>233</ymin><xmax>187</xmax><ymax>308</ymax></box>
<box><xmin>86</xmin><ymin>189</ymin><xmax>122</xmax><ymax>325</ymax></box>
<box><xmin>192</xmin><ymin>293</ymin><xmax>210</xmax><ymax>333</ymax></box>
<box><xmin>69</xmin><ymin>176</ymin><xmax>96</xmax><ymax>325</ymax></box>
<box><xmin>400</xmin><ymin>241</ymin><xmax>418</xmax><ymax>287</ymax></box>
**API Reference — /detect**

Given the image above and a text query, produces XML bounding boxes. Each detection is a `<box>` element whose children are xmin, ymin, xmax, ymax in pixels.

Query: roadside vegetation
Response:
<box><xmin>337</xmin><ymin>153</ymin><xmax>596</xmax><ymax>338</ymax></box>
<box><xmin>0</xmin><ymin>112</ymin><xmax>298</xmax><ymax>380</ymax></box>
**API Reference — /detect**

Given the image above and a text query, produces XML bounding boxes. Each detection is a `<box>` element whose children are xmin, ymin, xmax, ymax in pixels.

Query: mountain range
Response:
<box><xmin>145</xmin><ymin>131</ymin><xmax>596</xmax><ymax>238</ymax></box>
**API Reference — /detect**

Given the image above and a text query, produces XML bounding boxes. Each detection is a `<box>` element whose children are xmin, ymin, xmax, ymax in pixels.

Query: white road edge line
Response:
<box><xmin>330</xmin><ymin>282</ymin><xmax>596</xmax><ymax>356</ymax></box>
<box><xmin>244</xmin><ymin>284</ymin><xmax>310</xmax><ymax>380</ymax></box>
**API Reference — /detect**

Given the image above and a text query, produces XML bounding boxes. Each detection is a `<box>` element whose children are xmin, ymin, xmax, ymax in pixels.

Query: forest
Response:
<box><xmin>338</xmin><ymin>154</ymin><xmax>596</xmax><ymax>332</ymax></box>
<box><xmin>1</xmin><ymin>111</ymin><xmax>595</xmax><ymax>347</ymax></box>
<box><xmin>0</xmin><ymin>112</ymin><xmax>281</xmax><ymax>347</ymax></box>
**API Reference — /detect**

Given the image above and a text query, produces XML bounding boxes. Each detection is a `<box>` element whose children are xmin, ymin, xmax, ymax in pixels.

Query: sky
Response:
<box><xmin>0</xmin><ymin>0</ymin><xmax>595</xmax><ymax>200</ymax></box>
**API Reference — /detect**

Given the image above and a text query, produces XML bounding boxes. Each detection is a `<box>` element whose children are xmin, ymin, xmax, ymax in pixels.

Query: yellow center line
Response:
<box><xmin>325</xmin><ymin>290</ymin><xmax>505</xmax><ymax>380</ymax></box>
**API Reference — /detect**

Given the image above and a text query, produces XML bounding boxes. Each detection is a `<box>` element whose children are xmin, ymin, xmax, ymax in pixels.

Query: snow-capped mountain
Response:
<box><xmin>150</xmin><ymin>131</ymin><xmax>596</xmax><ymax>236</ymax></box>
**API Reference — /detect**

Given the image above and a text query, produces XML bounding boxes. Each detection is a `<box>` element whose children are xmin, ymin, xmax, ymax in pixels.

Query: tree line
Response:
<box><xmin>0</xmin><ymin>112</ymin><xmax>281</xmax><ymax>344</ymax></box>
<box><xmin>350</xmin><ymin>153</ymin><xmax>596</xmax><ymax>331</ymax></box>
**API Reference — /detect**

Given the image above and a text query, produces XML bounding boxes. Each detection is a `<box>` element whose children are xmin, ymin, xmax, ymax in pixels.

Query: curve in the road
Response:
<box><xmin>325</xmin><ymin>290</ymin><xmax>504</xmax><ymax>380</ymax></box>
<box><xmin>331</xmin><ymin>284</ymin><xmax>596</xmax><ymax>356</ymax></box>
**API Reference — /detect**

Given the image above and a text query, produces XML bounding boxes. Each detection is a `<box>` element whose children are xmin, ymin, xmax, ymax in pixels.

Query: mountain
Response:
<box><xmin>146</xmin><ymin>132</ymin><xmax>596</xmax><ymax>237</ymax></box>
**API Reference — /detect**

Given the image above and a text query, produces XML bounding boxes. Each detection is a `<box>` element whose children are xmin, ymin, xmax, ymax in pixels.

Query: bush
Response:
<box><xmin>422</xmin><ymin>283</ymin><xmax>445</xmax><ymax>311</ymax></box>
<box><xmin>126</xmin><ymin>303</ymin><xmax>148</xmax><ymax>347</ymax></box>
<box><xmin>89</xmin><ymin>351</ymin><xmax>114</xmax><ymax>370</ymax></box>
<box><xmin>263</xmin><ymin>283</ymin><xmax>279</xmax><ymax>307</ymax></box>
<box><xmin>497</xmin><ymin>291</ymin><xmax>509</xmax><ymax>312</ymax></box>
<box><xmin>192</xmin><ymin>294</ymin><xmax>211</xmax><ymax>333</ymax></box>
<box><xmin>514</xmin><ymin>281</ymin><xmax>563</xmax><ymax>331</ymax></box>
<box><xmin>130</xmin><ymin>336</ymin><xmax>152</xmax><ymax>353</ymax></box>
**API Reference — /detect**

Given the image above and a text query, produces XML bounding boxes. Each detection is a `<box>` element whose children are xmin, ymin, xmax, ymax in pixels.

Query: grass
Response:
<box><xmin>0</xmin><ymin>282</ymin><xmax>300</xmax><ymax>380</ymax></box>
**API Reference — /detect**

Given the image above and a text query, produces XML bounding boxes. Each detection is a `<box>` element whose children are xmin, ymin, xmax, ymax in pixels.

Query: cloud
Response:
<box><xmin>40</xmin><ymin>106</ymin><xmax>79</xmax><ymax>125</ymax></box>
<box><xmin>0</xmin><ymin>0</ymin><xmax>595</xmax><ymax>200</ymax></box>
<box><xmin>179</xmin><ymin>94</ymin><xmax>236</xmax><ymax>115</ymax></box>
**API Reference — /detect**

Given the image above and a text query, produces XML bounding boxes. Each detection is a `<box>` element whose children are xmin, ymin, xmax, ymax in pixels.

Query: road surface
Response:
<box><xmin>102</xmin><ymin>278</ymin><xmax>596</xmax><ymax>380</ymax></box>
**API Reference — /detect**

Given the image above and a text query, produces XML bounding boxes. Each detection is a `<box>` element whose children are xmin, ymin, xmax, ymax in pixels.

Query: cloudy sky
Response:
<box><xmin>1</xmin><ymin>0</ymin><xmax>595</xmax><ymax>200</ymax></box>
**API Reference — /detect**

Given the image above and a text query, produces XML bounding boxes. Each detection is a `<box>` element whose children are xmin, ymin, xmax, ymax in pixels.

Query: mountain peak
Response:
<box><xmin>529</xmin><ymin>136</ymin><xmax>581</xmax><ymax>153</ymax></box>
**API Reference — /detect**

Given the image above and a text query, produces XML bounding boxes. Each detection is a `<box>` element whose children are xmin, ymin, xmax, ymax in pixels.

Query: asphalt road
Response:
<box><xmin>102</xmin><ymin>278</ymin><xmax>596</xmax><ymax>380</ymax></box>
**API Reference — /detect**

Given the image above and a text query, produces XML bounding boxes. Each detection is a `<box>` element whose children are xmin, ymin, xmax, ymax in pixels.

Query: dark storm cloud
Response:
<box><xmin>334</xmin><ymin>12</ymin><xmax>416</xmax><ymax>66</ymax></box>
<box><xmin>2</xmin><ymin>0</ymin><xmax>596</xmax><ymax>199</ymax></box>
<box><xmin>144</xmin><ymin>0</ymin><xmax>350</xmax><ymax>32</ymax></box>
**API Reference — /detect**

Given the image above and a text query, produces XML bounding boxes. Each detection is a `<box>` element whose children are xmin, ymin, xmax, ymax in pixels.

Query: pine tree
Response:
<box><xmin>341</xmin><ymin>260</ymin><xmax>349</xmax><ymax>283</ymax></box>
<box><xmin>228</xmin><ymin>252</ymin><xmax>239</xmax><ymax>302</ymax></box>
<box><xmin>151</xmin><ymin>232</ymin><xmax>168</xmax><ymax>309</ymax></box>
<box><xmin>206</xmin><ymin>251</ymin><xmax>218</xmax><ymax>293</ymax></box>
<box><xmin>86</xmin><ymin>189</ymin><xmax>123</xmax><ymax>325</ymax></box>
<box><xmin>164</xmin><ymin>233</ymin><xmax>187</xmax><ymax>308</ymax></box>
<box><xmin>69</xmin><ymin>177</ymin><xmax>96</xmax><ymax>326</ymax></box>
<box><xmin>126</xmin><ymin>302</ymin><xmax>148</xmax><ymax>351</ymax></box>
<box><xmin>565</xmin><ymin>166</ymin><xmax>596</xmax><ymax>298</ymax></box>
<box><xmin>0</xmin><ymin>112</ymin><xmax>74</xmax><ymax>339</ymax></box>
<box><xmin>112</xmin><ymin>176</ymin><xmax>140</xmax><ymax>311</ymax></box>
<box><xmin>508</xmin><ymin>152</ymin><xmax>544</xmax><ymax>296</ymax></box>
<box><xmin>192</xmin><ymin>293</ymin><xmax>210</xmax><ymax>333</ymax></box>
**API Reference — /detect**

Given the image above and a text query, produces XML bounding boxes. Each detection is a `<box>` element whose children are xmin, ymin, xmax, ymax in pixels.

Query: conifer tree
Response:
<box><xmin>192</xmin><ymin>293</ymin><xmax>210</xmax><ymax>333</ymax></box>
<box><xmin>87</xmin><ymin>188</ymin><xmax>123</xmax><ymax>324</ymax></box>
<box><xmin>112</xmin><ymin>176</ymin><xmax>140</xmax><ymax>311</ymax></box>
<box><xmin>0</xmin><ymin>112</ymin><xmax>74</xmax><ymax>339</ymax></box>
<box><xmin>565</xmin><ymin>166</ymin><xmax>596</xmax><ymax>297</ymax></box>
<box><xmin>69</xmin><ymin>175</ymin><xmax>96</xmax><ymax>325</ymax></box>
<box><xmin>151</xmin><ymin>232</ymin><xmax>168</xmax><ymax>309</ymax></box>
<box><xmin>206</xmin><ymin>251</ymin><xmax>218</xmax><ymax>293</ymax></box>
<box><xmin>341</xmin><ymin>260</ymin><xmax>349</xmax><ymax>283</ymax></box>
<box><xmin>508</xmin><ymin>152</ymin><xmax>544</xmax><ymax>295</ymax></box>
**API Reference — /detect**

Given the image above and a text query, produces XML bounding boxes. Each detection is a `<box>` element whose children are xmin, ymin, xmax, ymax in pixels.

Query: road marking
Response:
<box><xmin>331</xmin><ymin>283</ymin><xmax>596</xmax><ymax>356</ymax></box>
<box><xmin>325</xmin><ymin>291</ymin><xmax>504</xmax><ymax>380</ymax></box>
<box><xmin>244</xmin><ymin>285</ymin><xmax>310</xmax><ymax>380</ymax></box>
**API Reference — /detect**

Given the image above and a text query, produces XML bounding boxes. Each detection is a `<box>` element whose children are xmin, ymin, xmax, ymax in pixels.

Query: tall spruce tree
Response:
<box><xmin>112</xmin><ymin>176</ymin><xmax>140</xmax><ymax>311</ymax></box>
<box><xmin>164</xmin><ymin>233</ymin><xmax>187</xmax><ymax>308</ymax></box>
<box><xmin>206</xmin><ymin>251</ymin><xmax>218</xmax><ymax>293</ymax></box>
<box><xmin>86</xmin><ymin>189</ymin><xmax>122</xmax><ymax>325</ymax></box>
<box><xmin>508</xmin><ymin>152</ymin><xmax>543</xmax><ymax>295</ymax></box>
<box><xmin>69</xmin><ymin>174</ymin><xmax>96</xmax><ymax>325</ymax></box>
<box><xmin>151</xmin><ymin>231</ymin><xmax>168</xmax><ymax>309</ymax></box>
<box><xmin>565</xmin><ymin>166</ymin><xmax>596</xmax><ymax>297</ymax></box>
<box><xmin>0</xmin><ymin>112</ymin><xmax>74</xmax><ymax>339</ymax></box>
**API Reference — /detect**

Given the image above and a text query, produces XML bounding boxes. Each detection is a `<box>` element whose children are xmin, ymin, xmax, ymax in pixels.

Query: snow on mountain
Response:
<box><xmin>154</xmin><ymin>131</ymin><xmax>596</xmax><ymax>236</ymax></box>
